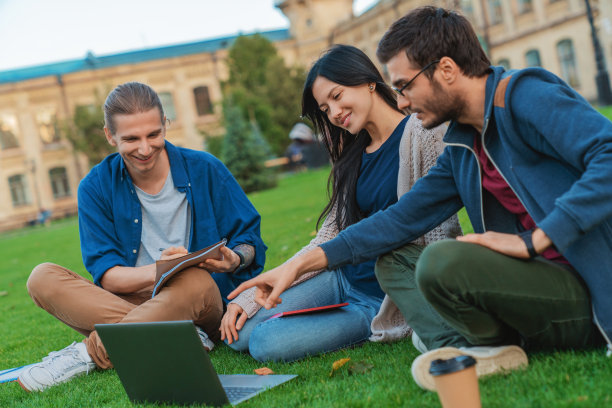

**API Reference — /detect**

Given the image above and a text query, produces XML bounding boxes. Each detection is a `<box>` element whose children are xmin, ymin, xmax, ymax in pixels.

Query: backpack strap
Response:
<box><xmin>494</xmin><ymin>75</ymin><xmax>512</xmax><ymax>109</ymax></box>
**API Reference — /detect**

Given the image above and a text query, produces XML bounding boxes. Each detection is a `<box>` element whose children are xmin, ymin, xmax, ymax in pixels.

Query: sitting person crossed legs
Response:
<box><xmin>19</xmin><ymin>82</ymin><xmax>266</xmax><ymax>392</ymax></box>
<box><xmin>229</xmin><ymin>7</ymin><xmax>611</xmax><ymax>391</ymax></box>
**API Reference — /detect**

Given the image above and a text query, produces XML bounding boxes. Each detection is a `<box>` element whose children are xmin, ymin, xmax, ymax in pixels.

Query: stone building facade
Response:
<box><xmin>0</xmin><ymin>0</ymin><xmax>609</xmax><ymax>231</ymax></box>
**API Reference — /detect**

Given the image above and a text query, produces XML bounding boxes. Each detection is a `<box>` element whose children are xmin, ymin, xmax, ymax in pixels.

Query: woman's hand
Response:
<box><xmin>220</xmin><ymin>303</ymin><xmax>248</xmax><ymax>344</ymax></box>
<box><xmin>228</xmin><ymin>247</ymin><xmax>329</xmax><ymax>309</ymax></box>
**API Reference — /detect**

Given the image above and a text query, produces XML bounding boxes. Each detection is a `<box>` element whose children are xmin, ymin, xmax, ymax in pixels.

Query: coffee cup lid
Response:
<box><xmin>429</xmin><ymin>355</ymin><xmax>476</xmax><ymax>376</ymax></box>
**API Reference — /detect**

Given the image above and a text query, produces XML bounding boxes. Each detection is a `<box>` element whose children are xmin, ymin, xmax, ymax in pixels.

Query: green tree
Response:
<box><xmin>224</xmin><ymin>34</ymin><xmax>305</xmax><ymax>156</ymax></box>
<box><xmin>221</xmin><ymin>102</ymin><xmax>277</xmax><ymax>193</ymax></box>
<box><xmin>64</xmin><ymin>102</ymin><xmax>113</xmax><ymax>167</ymax></box>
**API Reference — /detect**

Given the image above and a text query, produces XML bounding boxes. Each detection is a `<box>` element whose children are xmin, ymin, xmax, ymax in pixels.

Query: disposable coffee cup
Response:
<box><xmin>429</xmin><ymin>355</ymin><xmax>481</xmax><ymax>408</ymax></box>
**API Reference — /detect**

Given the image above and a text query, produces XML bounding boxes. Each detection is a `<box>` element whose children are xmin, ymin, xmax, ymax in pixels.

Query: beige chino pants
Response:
<box><xmin>26</xmin><ymin>263</ymin><xmax>223</xmax><ymax>369</ymax></box>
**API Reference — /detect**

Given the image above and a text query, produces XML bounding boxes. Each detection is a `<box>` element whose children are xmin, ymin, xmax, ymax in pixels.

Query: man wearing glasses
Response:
<box><xmin>228</xmin><ymin>6</ymin><xmax>612</xmax><ymax>391</ymax></box>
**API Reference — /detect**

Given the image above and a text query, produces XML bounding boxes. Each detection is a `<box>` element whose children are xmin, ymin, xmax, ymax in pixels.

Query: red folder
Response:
<box><xmin>267</xmin><ymin>303</ymin><xmax>349</xmax><ymax>320</ymax></box>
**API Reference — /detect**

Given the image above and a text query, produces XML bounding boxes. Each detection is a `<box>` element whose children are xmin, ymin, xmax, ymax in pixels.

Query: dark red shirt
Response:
<box><xmin>474</xmin><ymin>137</ymin><xmax>569</xmax><ymax>264</ymax></box>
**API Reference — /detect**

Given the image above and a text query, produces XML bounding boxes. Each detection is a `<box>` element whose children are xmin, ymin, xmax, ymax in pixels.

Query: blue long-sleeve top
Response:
<box><xmin>320</xmin><ymin>66</ymin><xmax>612</xmax><ymax>344</ymax></box>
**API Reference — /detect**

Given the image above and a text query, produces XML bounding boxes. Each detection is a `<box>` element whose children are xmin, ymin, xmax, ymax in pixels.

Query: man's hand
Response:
<box><xmin>220</xmin><ymin>303</ymin><xmax>248</xmax><ymax>344</ymax></box>
<box><xmin>227</xmin><ymin>247</ymin><xmax>328</xmax><ymax>309</ymax></box>
<box><xmin>160</xmin><ymin>246</ymin><xmax>188</xmax><ymax>260</ymax></box>
<box><xmin>202</xmin><ymin>246</ymin><xmax>241</xmax><ymax>273</ymax></box>
<box><xmin>456</xmin><ymin>228</ymin><xmax>552</xmax><ymax>258</ymax></box>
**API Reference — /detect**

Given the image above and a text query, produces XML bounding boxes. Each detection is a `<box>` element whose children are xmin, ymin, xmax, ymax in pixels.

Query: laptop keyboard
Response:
<box><xmin>224</xmin><ymin>386</ymin><xmax>263</xmax><ymax>402</ymax></box>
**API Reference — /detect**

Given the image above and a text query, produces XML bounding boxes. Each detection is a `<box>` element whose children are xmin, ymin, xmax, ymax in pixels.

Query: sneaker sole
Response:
<box><xmin>17</xmin><ymin>378</ymin><xmax>34</xmax><ymax>392</ymax></box>
<box><xmin>411</xmin><ymin>347</ymin><xmax>465</xmax><ymax>391</ymax></box>
<box><xmin>411</xmin><ymin>346</ymin><xmax>528</xmax><ymax>392</ymax></box>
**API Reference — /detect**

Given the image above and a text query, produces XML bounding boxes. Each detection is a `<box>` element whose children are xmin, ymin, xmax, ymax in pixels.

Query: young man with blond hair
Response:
<box><xmin>19</xmin><ymin>82</ymin><xmax>266</xmax><ymax>392</ymax></box>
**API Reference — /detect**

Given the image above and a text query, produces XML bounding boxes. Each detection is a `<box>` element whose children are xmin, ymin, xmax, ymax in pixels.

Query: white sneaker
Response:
<box><xmin>196</xmin><ymin>327</ymin><xmax>215</xmax><ymax>351</ymax></box>
<box><xmin>18</xmin><ymin>342</ymin><xmax>96</xmax><ymax>392</ymax></box>
<box><xmin>412</xmin><ymin>332</ymin><xmax>429</xmax><ymax>354</ymax></box>
<box><xmin>411</xmin><ymin>345</ymin><xmax>528</xmax><ymax>391</ymax></box>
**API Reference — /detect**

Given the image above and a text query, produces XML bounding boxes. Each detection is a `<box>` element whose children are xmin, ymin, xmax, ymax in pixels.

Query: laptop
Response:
<box><xmin>95</xmin><ymin>321</ymin><xmax>297</xmax><ymax>406</ymax></box>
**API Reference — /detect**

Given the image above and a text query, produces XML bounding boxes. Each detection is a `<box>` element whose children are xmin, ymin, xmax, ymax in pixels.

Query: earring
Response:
<box><xmin>369</xmin><ymin>85</ymin><xmax>374</xmax><ymax>91</ymax></box>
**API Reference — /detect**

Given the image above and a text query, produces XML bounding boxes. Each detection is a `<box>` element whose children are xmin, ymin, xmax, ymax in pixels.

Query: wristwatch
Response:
<box><xmin>234</xmin><ymin>249</ymin><xmax>247</xmax><ymax>272</ymax></box>
<box><xmin>518</xmin><ymin>229</ymin><xmax>538</xmax><ymax>258</ymax></box>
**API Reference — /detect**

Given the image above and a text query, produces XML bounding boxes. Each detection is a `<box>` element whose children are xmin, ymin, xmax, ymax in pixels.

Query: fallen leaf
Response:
<box><xmin>0</xmin><ymin>291</ymin><xmax>8</xmax><ymax>297</ymax></box>
<box><xmin>309</xmin><ymin>230</ymin><xmax>317</xmax><ymax>237</ymax></box>
<box><xmin>254</xmin><ymin>367</ymin><xmax>274</xmax><ymax>376</ymax></box>
<box><xmin>577</xmin><ymin>396</ymin><xmax>588</xmax><ymax>402</ymax></box>
<box><xmin>329</xmin><ymin>357</ymin><xmax>351</xmax><ymax>377</ymax></box>
<box><xmin>349</xmin><ymin>361</ymin><xmax>374</xmax><ymax>375</ymax></box>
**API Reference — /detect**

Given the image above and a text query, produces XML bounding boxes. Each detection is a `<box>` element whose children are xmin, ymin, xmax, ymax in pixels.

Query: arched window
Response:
<box><xmin>517</xmin><ymin>0</ymin><xmax>533</xmax><ymax>14</ymax></box>
<box><xmin>8</xmin><ymin>174</ymin><xmax>30</xmax><ymax>206</ymax></box>
<box><xmin>460</xmin><ymin>0</ymin><xmax>474</xmax><ymax>19</ymax></box>
<box><xmin>497</xmin><ymin>59</ymin><xmax>511</xmax><ymax>70</ymax></box>
<box><xmin>525</xmin><ymin>49</ymin><xmax>541</xmax><ymax>67</ymax></box>
<box><xmin>36</xmin><ymin>108</ymin><xmax>60</xmax><ymax>144</ymax></box>
<box><xmin>557</xmin><ymin>39</ymin><xmax>579</xmax><ymax>87</ymax></box>
<box><xmin>193</xmin><ymin>86</ymin><xmax>213</xmax><ymax>116</ymax></box>
<box><xmin>0</xmin><ymin>113</ymin><xmax>20</xmax><ymax>150</ymax></box>
<box><xmin>488</xmin><ymin>0</ymin><xmax>503</xmax><ymax>24</ymax></box>
<box><xmin>49</xmin><ymin>167</ymin><xmax>71</xmax><ymax>199</ymax></box>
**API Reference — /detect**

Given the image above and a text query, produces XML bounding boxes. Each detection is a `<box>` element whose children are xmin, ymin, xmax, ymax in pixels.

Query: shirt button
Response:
<box><xmin>133</xmin><ymin>249</ymin><xmax>137</xmax><ymax>254</ymax></box>
<box><xmin>134</xmin><ymin>219</ymin><xmax>139</xmax><ymax>223</ymax></box>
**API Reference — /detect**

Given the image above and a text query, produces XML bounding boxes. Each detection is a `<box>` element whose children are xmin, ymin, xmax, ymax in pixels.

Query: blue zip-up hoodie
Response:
<box><xmin>78</xmin><ymin>141</ymin><xmax>266</xmax><ymax>299</ymax></box>
<box><xmin>321</xmin><ymin>66</ymin><xmax>612</xmax><ymax>349</ymax></box>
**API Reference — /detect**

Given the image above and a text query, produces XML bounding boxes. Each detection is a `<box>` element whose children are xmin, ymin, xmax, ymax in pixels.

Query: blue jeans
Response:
<box><xmin>226</xmin><ymin>270</ymin><xmax>382</xmax><ymax>362</ymax></box>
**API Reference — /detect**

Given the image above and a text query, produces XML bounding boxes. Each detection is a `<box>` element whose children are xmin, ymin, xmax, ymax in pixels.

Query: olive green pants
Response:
<box><xmin>375</xmin><ymin>240</ymin><xmax>603</xmax><ymax>351</ymax></box>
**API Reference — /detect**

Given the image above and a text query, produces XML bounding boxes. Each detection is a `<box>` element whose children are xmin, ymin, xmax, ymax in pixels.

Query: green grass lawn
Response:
<box><xmin>1</xmin><ymin>168</ymin><xmax>611</xmax><ymax>407</ymax></box>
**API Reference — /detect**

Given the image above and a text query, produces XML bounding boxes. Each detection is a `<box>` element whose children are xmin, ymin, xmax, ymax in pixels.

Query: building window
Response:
<box><xmin>487</xmin><ymin>0</ymin><xmax>503</xmax><ymax>25</ymax></box>
<box><xmin>193</xmin><ymin>86</ymin><xmax>214</xmax><ymax>116</ymax></box>
<box><xmin>525</xmin><ymin>49</ymin><xmax>541</xmax><ymax>67</ymax></box>
<box><xmin>159</xmin><ymin>92</ymin><xmax>177</xmax><ymax>121</ymax></box>
<box><xmin>0</xmin><ymin>113</ymin><xmax>20</xmax><ymax>150</ymax></box>
<box><xmin>557</xmin><ymin>39</ymin><xmax>579</xmax><ymax>87</ymax></box>
<box><xmin>497</xmin><ymin>59</ymin><xmax>511</xmax><ymax>70</ymax></box>
<box><xmin>49</xmin><ymin>167</ymin><xmax>71</xmax><ymax>199</ymax></box>
<box><xmin>8</xmin><ymin>174</ymin><xmax>30</xmax><ymax>207</ymax></box>
<box><xmin>460</xmin><ymin>0</ymin><xmax>474</xmax><ymax>19</ymax></box>
<box><xmin>36</xmin><ymin>108</ymin><xmax>61</xmax><ymax>144</ymax></box>
<box><xmin>517</xmin><ymin>0</ymin><xmax>533</xmax><ymax>14</ymax></box>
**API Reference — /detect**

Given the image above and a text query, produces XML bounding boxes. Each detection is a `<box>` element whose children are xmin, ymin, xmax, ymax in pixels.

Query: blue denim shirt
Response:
<box><xmin>322</xmin><ymin>66</ymin><xmax>612</xmax><ymax>345</ymax></box>
<box><xmin>77</xmin><ymin>141</ymin><xmax>266</xmax><ymax>298</ymax></box>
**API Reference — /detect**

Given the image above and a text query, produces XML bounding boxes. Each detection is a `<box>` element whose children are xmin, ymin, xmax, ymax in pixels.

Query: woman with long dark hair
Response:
<box><xmin>220</xmin><ymin>45</ymin><xmax>461</xmax><ymax>362</ymax></box>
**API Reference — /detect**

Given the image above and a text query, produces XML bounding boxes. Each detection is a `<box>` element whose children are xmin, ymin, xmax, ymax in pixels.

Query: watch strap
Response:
<box><xmin>518</xmin><ymin>229</ymin><xmax>538</xmax><ymax>258</ymax></box>
<box><xmin>234</xmin><ymin>249</ymin><xmax>246</xmax><ymax>271</ymax></box>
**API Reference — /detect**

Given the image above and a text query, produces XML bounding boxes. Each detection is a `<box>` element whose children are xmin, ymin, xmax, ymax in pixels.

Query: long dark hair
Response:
<box><xmin>302</xmin><ymin>44</ymin><xmax>402</xmax><ymax>231</ymax></box>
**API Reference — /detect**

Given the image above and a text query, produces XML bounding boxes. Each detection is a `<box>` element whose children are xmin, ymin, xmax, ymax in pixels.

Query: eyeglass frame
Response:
<box><xmin>392</xmin><ymin>60</ymin><xmax>441</xmax><ymax>97</ymax></box>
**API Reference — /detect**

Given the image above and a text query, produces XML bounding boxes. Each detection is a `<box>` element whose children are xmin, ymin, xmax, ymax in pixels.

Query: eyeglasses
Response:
<box><xmin>392</xmin><ymin>60</ymin><xmax>440</xmax><ymax>97</ymax></box>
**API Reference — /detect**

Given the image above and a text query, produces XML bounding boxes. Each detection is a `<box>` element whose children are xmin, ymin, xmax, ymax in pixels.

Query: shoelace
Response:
<box><xmin>196</xmin><ymin>328</ymin><xmax>214</xmax><ymax>350</ymax></box>
<box><xmin>39</xmin><ymin>345</ymin><xmax>91</xmax><ymax>380</ymax></box>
